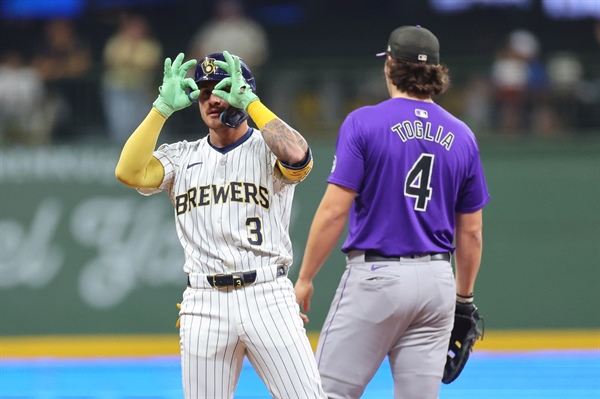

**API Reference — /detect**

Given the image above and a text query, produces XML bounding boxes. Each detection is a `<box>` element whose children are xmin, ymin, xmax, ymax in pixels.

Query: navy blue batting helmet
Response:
<box><xmin>193</xmin><ymin>52</ymin><xmax>256</xmax><ymax>128</ymax></box>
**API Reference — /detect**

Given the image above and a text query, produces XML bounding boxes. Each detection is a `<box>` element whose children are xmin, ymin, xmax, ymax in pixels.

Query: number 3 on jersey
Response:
<box><xmin>404</xmin><ymin>153</ymin><xmax>434</xmax><ymax>212</ymax></box>
<box><xmin>246</xmin><ymin>217</ymin><xmax>263</xmax><ymax>245</ymax></box>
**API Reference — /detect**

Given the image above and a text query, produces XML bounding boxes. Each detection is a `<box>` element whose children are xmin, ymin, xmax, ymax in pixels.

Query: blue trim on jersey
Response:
<box><xmin>208</xmin><ymin>128</ymin><xmax>254</xmax><ymax>154</ymax></box>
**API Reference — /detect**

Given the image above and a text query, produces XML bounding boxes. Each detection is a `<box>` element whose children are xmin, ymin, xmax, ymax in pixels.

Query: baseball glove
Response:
<box><xmin>442</xmin><ymin>301</ymin><xmax>484</xmax><ymax>384</ymax></box>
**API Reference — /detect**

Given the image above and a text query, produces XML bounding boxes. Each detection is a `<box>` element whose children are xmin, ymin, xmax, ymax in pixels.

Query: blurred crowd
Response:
<box><xmin>0</xmin><ymin>0</ymin><xmax>270</xmax><ymax>147</ymax></box>
<box><xmin>462</xmin><ymin>28</ymin><xmax>599</xmax><ymax>137</ymax></box>
<box><xmin>0</xmin><ymin>3</ymin><xmax>598</xmax><ymax>147</ymax></box>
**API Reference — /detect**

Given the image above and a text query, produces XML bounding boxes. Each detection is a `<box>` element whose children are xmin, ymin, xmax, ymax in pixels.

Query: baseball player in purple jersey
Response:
<box><xmin>295</xmin><ymin>26</ymin><xmax>490</xmax><ymax>398</ymax></box>
<box><xmin>116</xmin><ymin>51</ymin><xmax>326</xmax><ymax>398</ymax></box>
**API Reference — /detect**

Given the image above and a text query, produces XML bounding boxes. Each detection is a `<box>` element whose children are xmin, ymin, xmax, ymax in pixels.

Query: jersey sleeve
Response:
<box><xmin>327</xmin><ymin>113</ymin><xmax>365</xmax><ymax>191</ymax></box>
<box><xmin>456</xmin><ymin>145</ymin><xmax>491</xmax><ymax>213</ymax></box>
<box><xmin>136</xmin><ymin>142</ymin><xmax>181</xmax><ymax>196</ymax></box>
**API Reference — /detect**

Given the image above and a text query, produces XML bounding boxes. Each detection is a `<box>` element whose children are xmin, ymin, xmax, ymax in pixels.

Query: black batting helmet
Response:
<box><xmin>193</xmin><ymin>52</ymin><xmax>256</xmax><ymax>128</ymax></box>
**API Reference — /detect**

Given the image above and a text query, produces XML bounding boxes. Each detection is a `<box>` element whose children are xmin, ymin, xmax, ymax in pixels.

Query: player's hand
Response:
<box><xmin>153</xmin><ymin>53</ymin><xmax>200</xmax><ymax>118</ymax></box>
<box><xmin>212</xmin><ymin>51</ymin><xmax>259</xmax><ymax>110</ymax></box>
<box><xmin>294</xmin><ymin>278</ymin><xmax>314</xmax><ymax>324</ymax></box>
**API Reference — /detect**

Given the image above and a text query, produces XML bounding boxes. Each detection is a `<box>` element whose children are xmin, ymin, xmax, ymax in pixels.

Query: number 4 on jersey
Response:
<box><xmin>404</xmin><ymin>153</ymin><xmax>434</xmax><ymax>212</ymax></box>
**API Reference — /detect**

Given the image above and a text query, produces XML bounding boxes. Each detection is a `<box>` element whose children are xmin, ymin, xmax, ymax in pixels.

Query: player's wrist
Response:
<box><xmin>456</xmin><ymin>292</ymin><xmax>474</xmax><ymax>304</ymax></box>
<box><xmin>296</xmin><ymin>275</ymin><xmax>313</xmax><ymax>284</ymax></box>
<box><xmin>153</xmin><ymin>97</ymin><xmax>174</xmax><ymax>118</ymax></box>
<box><xmin>150</xmin><ymin>106</ymin><xmax>168</xmax><ymax>120</ymax></box>
<box><xmin>248</xmin><ymin>100</ymin><xmax>277</xmax><ymax>129</ymax></box>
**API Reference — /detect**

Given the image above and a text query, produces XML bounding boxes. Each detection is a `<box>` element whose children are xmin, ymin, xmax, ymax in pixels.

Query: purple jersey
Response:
<box><xmin>328</xmin><ymin>97</ymin><xmax>490</xmax><ymax>256</ymax></box>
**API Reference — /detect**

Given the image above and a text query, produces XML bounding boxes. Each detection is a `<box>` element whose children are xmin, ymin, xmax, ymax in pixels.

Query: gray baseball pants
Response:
<box><xmin>316</xmin><ymin>251</ymin><xmax>455</xmax><ymax>399</ymax></box>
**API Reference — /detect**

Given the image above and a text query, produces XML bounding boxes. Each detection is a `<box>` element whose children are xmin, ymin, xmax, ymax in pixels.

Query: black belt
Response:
<box><xmin>208</xmin><ymin>271</ymin><xmax>257</xmax><ymax>288</ymax></box>
<box><xmin>364</xmin><ymin>250</ymin><xmax>450</xmax><ymax>262</ymax></box>
<box><xmin>187</xmin><ymin>265</ymin><xmax>288</xmax><ymax>289</ymax></box>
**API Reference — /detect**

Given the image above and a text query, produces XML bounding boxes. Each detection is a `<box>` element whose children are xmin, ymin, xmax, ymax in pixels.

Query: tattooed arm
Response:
<box><xmin>248</xmin><ymin>101</ymin><xmax>313</xmax><ymax>182</ymax></box>
<box><xmin>261</xmin><ymin>118</ymin><xmax>309</xmax><ymax>166</ymax></box>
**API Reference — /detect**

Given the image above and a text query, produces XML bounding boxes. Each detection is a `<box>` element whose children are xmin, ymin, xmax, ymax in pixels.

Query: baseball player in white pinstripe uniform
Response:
<box><xmin>115</xmin><ymin>51</ymin><xmax>326</xmax><ymax>399</ymax></box>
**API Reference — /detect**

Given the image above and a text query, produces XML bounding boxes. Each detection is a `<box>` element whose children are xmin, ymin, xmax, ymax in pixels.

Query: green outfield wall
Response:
<box><xmin>0</xmin><ymin>136</ymin><xmax>598</xmax><ymax>336</ymax></box>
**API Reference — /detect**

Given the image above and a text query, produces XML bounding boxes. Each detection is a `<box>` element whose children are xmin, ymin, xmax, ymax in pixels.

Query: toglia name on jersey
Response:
<box><xmin>391</xmin><ymin>120</ymin><xmax>454</xmax><ymax>150</ymax></box>
<box><xmin>174</xmin><ymin>182</ymin><xmax>270</xmax><ymax>215</ymax></box>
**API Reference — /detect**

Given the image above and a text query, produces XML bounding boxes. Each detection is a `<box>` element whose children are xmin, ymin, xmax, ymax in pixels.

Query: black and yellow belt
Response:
<box><xmin>187</xmin><ymin>265</ymin><xmax>288</xmax><ymax>289</ymax></box>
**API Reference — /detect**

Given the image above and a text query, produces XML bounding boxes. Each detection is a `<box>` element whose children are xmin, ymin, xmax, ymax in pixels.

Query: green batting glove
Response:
<box><xmin>212</xmin><ymin>51</ymin><xmax>258</xmax><ymax>110</ymax></box>
<box><xmin>153</xmin><ymin>53</ymin><xmax>200</xmax><ymax>118</ymax></box>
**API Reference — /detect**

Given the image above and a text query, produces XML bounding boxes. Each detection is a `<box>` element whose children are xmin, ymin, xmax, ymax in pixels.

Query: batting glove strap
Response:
<box><xmin>153</xmin><ymin>97</ymin><xmax>175</xmax><ymax>118</ymax></box>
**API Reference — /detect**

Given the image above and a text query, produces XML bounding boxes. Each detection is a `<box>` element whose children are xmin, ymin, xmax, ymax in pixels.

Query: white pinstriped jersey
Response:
<box><xmin>139</xmin><ymin>128</ymin><xmax>298</xmax><ymax>275</ymax></box>
<box><xmin>138</xmin><ymin>127</ymin><xmax>325</xmax><ymax>398</ymax></box>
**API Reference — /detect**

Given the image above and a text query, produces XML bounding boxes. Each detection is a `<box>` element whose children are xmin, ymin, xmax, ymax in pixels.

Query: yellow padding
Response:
<box><xmin>472</xmin><ymin>329</ymin><xmax>600</xmax><ymax>351</ymax></box>
<box><xmin>0</xmin><ymin>334</ymin><xmax>180</xmax><ymax>358</ymax></box>
<box><xmin>0</xmin><ymin>330</ymin><xmax>597</xmax><ymax>358</ymax></box>
<box><xmin>276</xmin><ymin>157</ymin><xmax>313</xmax><ymax>182</ymax></box>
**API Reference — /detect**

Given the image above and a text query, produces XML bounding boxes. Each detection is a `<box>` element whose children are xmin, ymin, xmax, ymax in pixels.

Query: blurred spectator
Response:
<box><xmin>32</xmin><ymin>19</ymin><xmax>93</xmax><ymax>142</ymax></box>
<box><xmin>545</xmin><ymin>52</ymin><xmax>584</xmax><ymax>132</ymax></box>
<box><xmin>102</xmin><ymin>13</ymin><xmax>162</xmax><ymax>145</ymax></box>
<box><xmin>490</xmin><ymin>29</ymin><xmax>552</xmax><ymax>134</ymax></box>
<box><xmin>461</xmin><ymin>73</ymin><xmax>493</xmax><ymax>133</ymax></box>
<box><xmin>188</xmin><ymin>0</ymin><xmax>269</xmax><ymax>75</ymax></box>
<box><xmin>575</xmin><ymin>20</ymin><xmax>600</xmax><ymax>132</ymax></box>
<box><xmin>0</xmin><ymin>50</ymin><xmax>54</xmax><ymax>146</ymax></box>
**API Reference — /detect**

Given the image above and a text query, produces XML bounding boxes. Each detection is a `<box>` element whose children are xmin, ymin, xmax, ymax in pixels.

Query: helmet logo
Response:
<box><xmin>201</xmin><ymin>58</ymin><xmax>217</xmax><ymax>75</ymax></box>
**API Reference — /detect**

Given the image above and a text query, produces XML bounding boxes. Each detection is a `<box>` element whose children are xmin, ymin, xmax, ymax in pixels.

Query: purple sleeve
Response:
<box><xmin>327</xmin><ymin>114</ymin><xmax>364</xmax><ymax>191</ymax></box>
<box><xmin>456</xmin><ymin>147</ymin><xmax>490</xmax><ymax>213</ymax></box>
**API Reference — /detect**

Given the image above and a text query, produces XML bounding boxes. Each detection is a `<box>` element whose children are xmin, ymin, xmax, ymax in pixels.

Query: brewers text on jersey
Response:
<box><xmin>174</xmin><ymin>181</ymin><xmax>270</xmax><ymax>215</ymax></box>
